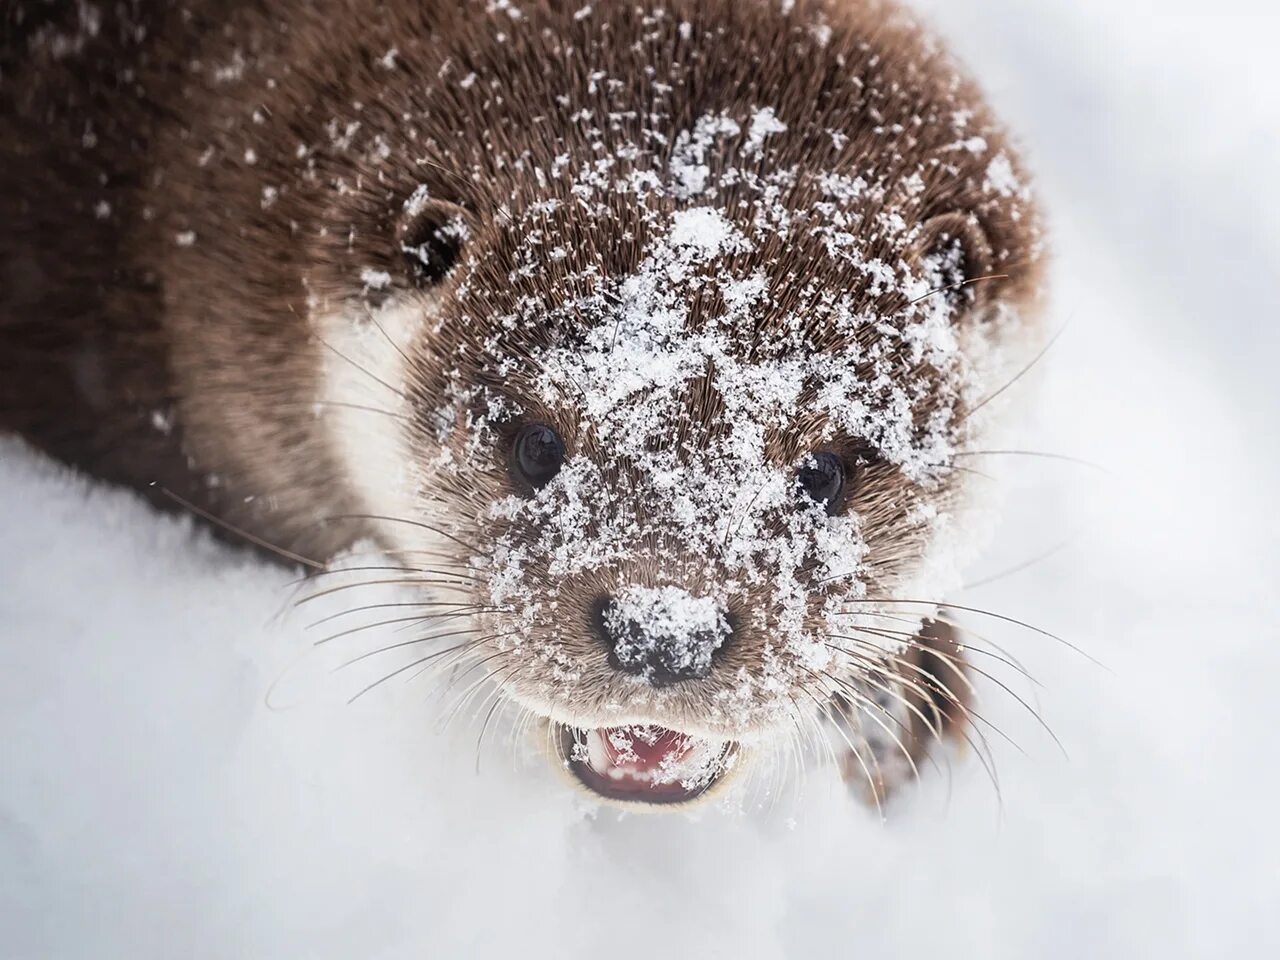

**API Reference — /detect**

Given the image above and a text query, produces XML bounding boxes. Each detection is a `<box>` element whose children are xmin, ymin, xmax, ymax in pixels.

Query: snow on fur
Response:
<box><xmin>424</xmin><ymin>86</ymin><xmax>1026</xmax><ymax>727</ymax></box>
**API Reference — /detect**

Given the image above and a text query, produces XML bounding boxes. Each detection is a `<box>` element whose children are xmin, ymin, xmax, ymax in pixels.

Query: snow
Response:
<box><xmin>3</xmin><ymin>0</ymin><xmax>1279</xmax><ymax>956</ymax></box>
<box><xmin>604</xmin><ymin>585</ymin><xmax>730</xmax><ymax>679</ymax></box>
<box><xmin>359</xmin><ymin>267</ymin><xmax>392</xmax><ymax>291</ymax></box>
<box><xmin>743</xmin><ymin>106</ymin><xmax>789</xmax><ymax>155</ymax></box>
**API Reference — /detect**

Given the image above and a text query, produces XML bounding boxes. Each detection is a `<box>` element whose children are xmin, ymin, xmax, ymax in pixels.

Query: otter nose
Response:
<box><xmin>597</xmin><ymin>587</ymin><xmax>731</xmax><ymax>687</ymax></box>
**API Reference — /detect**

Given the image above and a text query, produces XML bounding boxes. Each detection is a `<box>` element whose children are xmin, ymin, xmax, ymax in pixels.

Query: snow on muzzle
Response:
<box><xmin>563</xmin><ymin>725</ymin><xmax>738</xmax><ymax>805</ymax></box>
<box><xmin>597</xmin><ymin>586</ymin><xmax>733</xmax><ymax>687</ymax></box>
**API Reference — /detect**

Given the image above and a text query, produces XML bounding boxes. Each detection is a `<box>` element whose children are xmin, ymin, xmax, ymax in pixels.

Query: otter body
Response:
<box><xmin>3</xmin><ymin>0</ymin><xmax>422</xmax><ymax>557</ymax></box>
<box><xmin>1</xmin><ymin>0</ymin><xmax>1045</xmax><ymax>806</ymax></box>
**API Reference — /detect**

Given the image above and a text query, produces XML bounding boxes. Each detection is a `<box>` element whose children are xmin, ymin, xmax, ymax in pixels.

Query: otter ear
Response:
<box><xmin>397</xmin><ymin>196</ymin><xmax>469</xmax><ymax>288</ymax></box>
<box><xmin>911</xmin><ymin>212</ymin><xmax>997</xmax><ymax>314</ymax></box>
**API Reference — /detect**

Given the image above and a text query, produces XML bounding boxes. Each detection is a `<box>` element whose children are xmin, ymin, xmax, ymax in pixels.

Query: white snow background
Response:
<box><xmin>2</xmin><ymin>0</ymin><xmax>1278</xmax><ymax>956</ymax></box>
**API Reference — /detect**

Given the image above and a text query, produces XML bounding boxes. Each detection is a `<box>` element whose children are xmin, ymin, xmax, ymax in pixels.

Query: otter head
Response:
<box><xmin>307</xmin><ymin>0</ymin><xmax>1044</xmax><ymax>808</ymax></box>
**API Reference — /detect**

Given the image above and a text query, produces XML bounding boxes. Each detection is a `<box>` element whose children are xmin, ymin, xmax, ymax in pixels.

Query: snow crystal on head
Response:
<box><xmin>667</xmin><ymin>207</ymin><xmax>742</xmax><ymax>256</ymax></box>
<box><xmin>512</xmin><ymin>122</ymin><xmax>971</xmax><ymax>479</ymax></box>
<box><xmin>743</xmin><ymin>107</ymin><xmax>788</xmax><ymax>156</ymax></box>
<box><xmin>605</xmin><ymin>586</ymin><xmax>730</xmax><ymax>681</ymax></box>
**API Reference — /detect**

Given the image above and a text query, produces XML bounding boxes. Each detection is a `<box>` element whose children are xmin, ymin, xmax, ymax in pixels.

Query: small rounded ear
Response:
<box><xmin>397</xmin><ymin>197</ymin><xmax>469</xmax><ymax>288</ymax></box>
<box><xmin>911</xmin><ymin>212</ymin><xmax>996</xmax><ymax>313</ymax></box>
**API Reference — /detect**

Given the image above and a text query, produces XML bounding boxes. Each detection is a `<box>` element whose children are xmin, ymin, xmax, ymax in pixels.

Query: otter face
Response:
<box><xmin>312</xmin><ymin>1</ymin><xmax>1044</xmax><ymax>807</ymax></box>
<box><xmin>405</xmin><ymin>202</ymin><xmax>1000</xmax><ymax>807</ymax></box>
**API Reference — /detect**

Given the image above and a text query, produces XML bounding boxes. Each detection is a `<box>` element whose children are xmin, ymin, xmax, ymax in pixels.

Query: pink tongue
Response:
<box><xmin>601</xmin><ymin>726</ymin><xmax>691</xmax><ymax>773</ymax></box>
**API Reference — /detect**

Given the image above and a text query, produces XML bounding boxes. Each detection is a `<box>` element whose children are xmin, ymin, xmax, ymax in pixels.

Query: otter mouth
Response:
<box><xmin>562</xmin><ymin>725</ymin><xmax>738</xmax><ymax>806</ymax></box>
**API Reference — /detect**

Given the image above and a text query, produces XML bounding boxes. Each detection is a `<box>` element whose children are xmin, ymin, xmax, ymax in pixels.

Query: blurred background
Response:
<box><xmin>2</xmin><ymin>1</ymin><xmax>1277</xmax><ymax>956</ymax></box>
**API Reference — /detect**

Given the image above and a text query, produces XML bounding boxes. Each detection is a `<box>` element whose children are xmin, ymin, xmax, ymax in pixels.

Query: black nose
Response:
<box><xmin>595</xmin><ymin>594</ymin><xmax>732</xmax><ymax>687</ymax></box>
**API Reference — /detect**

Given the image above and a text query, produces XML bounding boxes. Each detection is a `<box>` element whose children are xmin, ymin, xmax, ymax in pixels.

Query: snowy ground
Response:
<box><xmin>3</xmin><ymin>1</ymin><xmax>1279</xmax><ymax>956</ymax></box>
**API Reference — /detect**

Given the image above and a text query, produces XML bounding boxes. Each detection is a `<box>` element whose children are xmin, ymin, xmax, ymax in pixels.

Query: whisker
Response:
<box><xmin>440</xmin><ymin>660</ymin><xmax>512</xmax><ymax>737</ymax></box>
<box><xmin>853</xmin><ymin>631</ymin><xmax>1067</xmax><ymax>760</ymax></box>
<box><xmin>475</xmin><ymin>687</ymin><xmax>510</xmax><ymax>773</ymax></box>
<box><xmin>820</xmin><ymin>651</ymin><xmax>956</xmax><ymax>758</ymax></box>
<box><xmin>438</xmin><ymin>650</ymin><xmax>514</xmax><ymax>729</ymax></box>
<box><xmin>155</xmin><ymin>486</ymin><xmax>322</xmax><ymax>569</ymax></box>
<box><xmin>836</xmin><ymin>599</ymin><xmax>1105</xmax><ymax>669</ymax></box>
<box><xmin>315</xmin><ymin>608</ymin><xmax>492</xmax><ymax>646</ymax></box>
<box><xmin>295</xmin><ymin>577</ymin><xmax>484</xmax><ymax>607</ymax></box>
<box><xmin>812</xmin><ymin>669</ymin><xmax>925</xmax><ymax>788</ymax></box>
<box><xmin>786</xmin><ymin>693</ymin><xmax>828</xmax><ymax>811</ymax></box>
<box><xmin>324</xmin><ymin>514</ymin><xmax>489</xmax><ymax>558</ymax></box>
<box><xmin>362</xmin><ymin>303</ymin><xmax>416</xmax><ymax>369</ymax></box>
<box><xmin>834</xmin><ymin>710</ymin><xmax>885</xmax><ymax>820</ymax></box>
<box><xmin>832</xmin><ymin>617</ymin><xmax>1037</xmax><ymax>686</ymax></box>
<box><xmin>349</xmin><ymin>643</ymin><xmax>484</xmax><ymax>704</ymax></box>
<box><xmin>286</xmin><ymin>565</ymin><xmax>477</xmax><ymax>587</ymax></box>
<box><xmin>294</xmin><ymin>399</ymin><xmax>410</xmax><ymax>422</ymax></box>
<box><xmin>962</xmin><ymin>535</ymin><xmax>1079</xmax><ymax>591</ymax></box>
<box><xmin>962</xmin><ymin>321</ymin><xmax>1068</xmax><ymax>422</ymax></box>
<box><xmin>844</xmin><ymin>610</ymin><xmax>1039</xmax><ymax>684</ymax></box>
<box><xmin>315</xmin><ymin>334</ymin><xmax>409</xmax><ymax>400</ymax></box>
<box><xmin>306</xmin><ymin>600</ymin><xmax>489</xmax><ymax>630</ymax></box>
<box><xmin>335</xmin><ymin>629</ymin><xmax>484</xmax><ymax>670</ymax></box>
<box><xmin>827</xmin><ymin>632</ymin><xmax>1027</xmax><ymax>760</ymax></box>
<box><xmin>906</xmin><ymin>271</ymin><xmax>1009</xmax><ymax>307</ymax></box>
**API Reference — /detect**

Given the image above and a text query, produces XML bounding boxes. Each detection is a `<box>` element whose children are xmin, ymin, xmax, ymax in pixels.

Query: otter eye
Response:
<box><xmin>797</xmin><ymin>452</ymin><xmax>846</xmax><ymax>515</ymax></box>
<box><xmin>512</xmin><ymin>423</ymin><xmax>565</xmax><ymax>490</ymax></box>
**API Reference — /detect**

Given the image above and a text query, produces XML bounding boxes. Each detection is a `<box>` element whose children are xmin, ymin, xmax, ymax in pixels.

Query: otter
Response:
<box><xmin>0</xmin><ymin>0</ymin><xmax>1045</xmax><ymax>807</ymax></box>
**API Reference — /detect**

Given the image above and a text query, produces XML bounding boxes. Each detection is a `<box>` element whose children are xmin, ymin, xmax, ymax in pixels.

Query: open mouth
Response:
<box><xmin>562</xmin><ymin>724</ymin><xmax>738</xmax><ymax>805</ymax></box>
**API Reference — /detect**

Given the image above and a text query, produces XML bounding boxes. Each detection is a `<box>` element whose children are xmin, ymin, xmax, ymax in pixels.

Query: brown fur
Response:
<box><xmin>0</xmin><ymin>0</ymin><xmax>1045</xmax><ymax>801</ymax></box>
